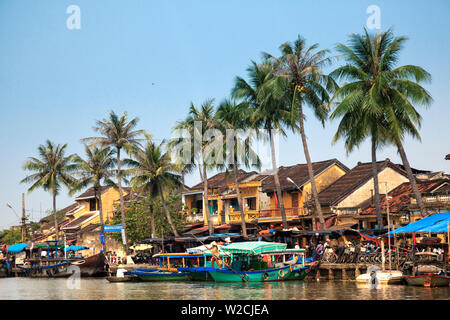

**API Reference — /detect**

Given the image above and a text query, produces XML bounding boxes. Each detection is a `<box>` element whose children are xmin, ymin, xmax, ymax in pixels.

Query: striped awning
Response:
<box><xmin>220</xmin><ymin>241</ymin><xmax>287</xmax><ymax>255</ymax></box>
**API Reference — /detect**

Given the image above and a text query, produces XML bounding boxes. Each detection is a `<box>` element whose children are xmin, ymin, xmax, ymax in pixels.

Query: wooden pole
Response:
<box><xmin>381</xmin><ymin>237</ymin><xmax>385</xmax><ymax>271</ymax></box>
<box><xmin>385</xmin><ymin>183</ymin><xmax>391</xmax><ymax>270</ymax></box>
<box><xmin>21</xmin><ymin>193</ymin><xmax>26</xmax><ymax>242</ymax></box>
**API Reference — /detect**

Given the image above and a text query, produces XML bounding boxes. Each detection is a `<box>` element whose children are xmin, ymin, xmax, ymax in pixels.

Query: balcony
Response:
<box><xmin>228</xmin><ymin>208</ymin><xmax>259</xmax><ymax>223</ymax></box>
<box><xmin>258</xmin><ymin>207</ymin><xmax>300</xmax><ymax>219</ymax></box>
<box><xmin>186</xmin><ymin>212</ymin><xmax>204</xmax><ymax>223</ymax></box>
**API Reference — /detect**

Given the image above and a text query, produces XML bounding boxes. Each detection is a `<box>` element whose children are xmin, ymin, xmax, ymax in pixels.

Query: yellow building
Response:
<box><xmin>257</xmin><ymin>159</ymin><xmax>350</xmax><ymax>227</ymax></box>
<box><xmin>182</xmin><ymin>159</ymin><xmax>350</xmax><ymax>231</ymax></box>
<box><xmin>33</xmin><ymin>186</ymin><xmax>129</xmax><ymax>244</ymax></box>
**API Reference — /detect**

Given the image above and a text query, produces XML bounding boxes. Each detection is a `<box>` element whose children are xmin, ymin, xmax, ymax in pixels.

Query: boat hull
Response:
<box><xmin>356</xmin><ymin>270</ymin><xmax>404</xmax><ymax>285</ymax></box>
<box><xmin>178</xmin><ymin>267</ymin><xmax>214</xmax><ymax>281</ymax></box>
<box><xmin>70</xmin><ymin>253</ymin><xmax>106</xmax><ymax>277</ymax></box>
<box><xmin>403</xmin><ymin>274</ymin><xmax>450</xmax><ymax>287</ymax></box>
<box><xmin>208</xmin><ymin>266</ymin><xmax>292</xmax><ymax>282</ymax></box>
<box><xmin>132</xmin><ymin>270</ymin><xmax>190</xmax><ymax>281</ymax></box>
<box><xmin>106</xmin><ymin>275</ymin><xmax>141</xmax><ymax>283</ymax></box>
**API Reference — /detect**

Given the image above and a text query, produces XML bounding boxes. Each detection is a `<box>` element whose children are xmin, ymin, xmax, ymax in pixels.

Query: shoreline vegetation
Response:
<box><xmin>12</xmin><ymin>27</ymin><xmax>434</xmax><ymax>250</ymax></box>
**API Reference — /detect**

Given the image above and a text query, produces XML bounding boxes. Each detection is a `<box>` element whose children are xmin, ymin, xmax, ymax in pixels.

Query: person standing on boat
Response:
<box><xmin>207</xmin><ymin>241</ymin><xmax>222</xmax><ymax>269</ymax></box>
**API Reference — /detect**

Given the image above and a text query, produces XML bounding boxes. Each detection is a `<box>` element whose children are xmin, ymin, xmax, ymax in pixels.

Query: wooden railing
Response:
<box><xmin>258</xmin><ymin>207</ymin><xmax>300</xmax><ymax>218</ymax></box>
<box><xmin>228</xmin><ymin>209</ymin><xmax>259</xmax><ymax>223</ymax></box>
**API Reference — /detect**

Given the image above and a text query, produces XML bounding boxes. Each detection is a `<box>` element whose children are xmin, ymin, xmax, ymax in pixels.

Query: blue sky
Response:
<box><xmin>0</xmin><ymin>0</ymin><xmax>449</xmax><ymax>228</ymax></box>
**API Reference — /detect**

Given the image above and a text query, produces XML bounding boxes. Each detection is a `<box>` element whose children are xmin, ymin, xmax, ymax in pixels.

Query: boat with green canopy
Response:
<box><xmin>206</xmin><ymin>241</ymin><xmax>295</xmax><ymax>282</ymax></box>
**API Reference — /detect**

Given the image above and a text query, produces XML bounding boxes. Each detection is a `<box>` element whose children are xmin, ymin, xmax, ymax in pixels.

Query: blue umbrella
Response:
<box><xmin>8</xmin><ymin>243</ymin><xmax>30</xmax><ymax>253</ymax></box>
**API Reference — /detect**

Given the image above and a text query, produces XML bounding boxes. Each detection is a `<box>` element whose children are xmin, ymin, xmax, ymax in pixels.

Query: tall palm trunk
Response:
<box><xmin>95</xmin><ymin>187</ymin><xmax>107</xmax><ymax>253</ymax></box>
<box><xmin>202</xmin><ymin>163</ymin><xmax>213</xmax><ymax>235</ymax></box>
<box><xmin>232</xmin><ymin>164</ymin><xmax>247</xmax><ymax>238</ymax></box>
<box><xmin>269</xmin><ymin>129</ymin><xmax>287</xmax><ymax>229</ymax></box>
<box><xmin>158</xmin><ymin>185</ymin><xmax>179</xmax><ymax>237</ymax></box>
<box><xmin>149</xmin><ymin>196</ymin><xmax>155</xmax><ymax>238</ymax></box>
<box><xmin>53</xmin><ymin>189</ymin><xmax>58</xmax><ymax>241</ymax></box>
<box><xmin>116</xmin><ymin>147</ymin><xmax>129</xmax><ymax>254</ymax></box>
<box><xmin>396</xmin><ymin>141</ymin><xmax>426</xmax><ymax>216</ymax></box>
<box><xmin>298</xmin><ymin>105</ymin><xmax>325</xmax><ymax>230</ymax></box>
<box><xmin>371</xmin><ymin>136</ymin><xmax>383</xmax><ymax>230</ymax></box>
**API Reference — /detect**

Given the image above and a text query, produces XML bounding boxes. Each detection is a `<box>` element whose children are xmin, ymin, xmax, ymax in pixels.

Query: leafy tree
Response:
<box><xmin>215</xmin><ymin>98</ymin><xmax>261</xmax><ymax>237</ymax></box>
<box><xmin>21</xmin><ymin>140</ymin><xmax>78</xmax><ymax>241</ymax></box>
<box><xmin>72</xmin><ymin>146</ymin><xmax>117</xmax><ymax>252</ymax></box>
<box><xmin>82</xmin><ymin>111</ymin><xmax>148</xmax><ymax>253</ymax></box>
<box><xmin>232</xmin><ymin>61</ymin><xmax>295</xmax><ymax>229</ymax></box>
<box><xmin>124</xmin><ymin>141</ymin><xmax>183</xmax><ymax>237</ymax></box>
<box><xmin>111</xmin><ymin>195</ymin><xmax>186</xmax><ymax>244</ymax></box>
<box><xmin>263</xmin><ymin>36</ymin><xmax>336</xmax><ymax>230</ymax></box>
<box><xmin>329</xmin><ymin>28</ymin><xmax>432</xmax><ymax>226</ymax></box>
<box><xmin>172</xmin><ymin>100</ymin><xmax>221</xmax><ymax>235</ymax></box>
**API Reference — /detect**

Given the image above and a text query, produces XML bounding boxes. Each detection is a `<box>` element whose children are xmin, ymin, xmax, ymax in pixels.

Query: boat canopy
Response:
<box><xmin>219</xmin><ymin>241</ymin><xmax>287</xmax><ymax>255</ymax></box>
<box><xmin>7</xmin><ymin>243</ymin><xmax>29</xmax><ymax>253</ymax></box>
<box><xmin>153</xmin><ymin>253</ymin><xmax>204</xmax><ymax>259</ymax></box>
<box><xmin>65</xmin><ymin>245</ymin><xmax>89</xmax><ymax>252</ymax></box>
<box><xmin>386</xmin><ymin>212</ymin><xmax>450</xmax><ymax>235</ymax></box>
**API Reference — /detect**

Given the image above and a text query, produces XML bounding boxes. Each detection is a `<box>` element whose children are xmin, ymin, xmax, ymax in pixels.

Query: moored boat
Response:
<box><xmin>205</xmin><ymin>241</ymin><xmax>296</xmax><ymax>282</ymax></box>
<box><xmin>356</xmin><ymin>270</ymin><xmax>404</xmax><ymax>285</ymax></box>
<box><xmin>403</xmin><ymin>273</ymin><xmax>450</xmax><ymax>287</ymax></box>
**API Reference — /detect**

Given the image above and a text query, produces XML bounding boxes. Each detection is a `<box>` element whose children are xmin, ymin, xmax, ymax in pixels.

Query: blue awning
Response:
<box><xmin>7</xmin><ymin>243</ymin><xmax>29</xmax><ymax>253</ymax></box>
<box><xmin>386</xmin><ymin>212</ymin><xmax>450</xmax><ymax>235</ymax></box>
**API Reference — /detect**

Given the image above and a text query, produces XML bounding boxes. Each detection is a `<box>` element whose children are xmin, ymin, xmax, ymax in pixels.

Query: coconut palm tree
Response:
<box><xmin>172</xmin><ymin>99</ymin><xmax>221</xmax><ymax>235</ymax></box>
<box><xmin>71</xmin><ymin>146</ymin><xmax>117</xmax><ymax>253</ymax></box>
<box><xmin>329</xmin><ymin>28</ymin><xmax>432</xmax><ymax>225</ymax></box>
<box><xmin>21</xmin><ymin>140</ymin><xmax>78</xmax><ymax>241</ymax></box>
<box><xmin>232</xmin><ymin>61</ymin><xmax>295</xmax><ymax>229</ymax></box>
<box><xmin>82</xmin><ymin>111</ymin><xmax>148</xmax><ymax>253</ymax></box>
<box><xmin>263</xmin><ymin>36</ymin><xmax>337</xmax><ymax>230</ymax></box>
<box><xmin>124</xmin><ymin>141</ymin><xmax>182</xmax><ymax>237</ymax></box>
<box><xmin>215</xmin><ymin>98</ymin><xmax>261</xmax><ymax>237</ymax></box>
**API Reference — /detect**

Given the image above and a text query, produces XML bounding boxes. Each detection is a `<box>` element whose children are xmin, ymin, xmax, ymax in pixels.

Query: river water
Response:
<box><xmin>1</xmin><ymin>278</ymin><xmax>449</xmax><ymax>300</ymax></box>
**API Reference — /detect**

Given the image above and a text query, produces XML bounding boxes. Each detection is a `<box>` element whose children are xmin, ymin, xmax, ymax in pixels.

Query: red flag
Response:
<box><xmin>274</xmin><ymin>192</ymin><xmax>278</xmax><ymax>207</ymax></box>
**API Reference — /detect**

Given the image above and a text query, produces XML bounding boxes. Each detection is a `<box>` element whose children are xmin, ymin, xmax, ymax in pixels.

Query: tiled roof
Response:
<box><xmin>317</xmin><ymin>159</ymin><xmax>407</xmax><ymax>206</ymax></box>
<box><xmin>261</xmin><ymin>159</ymin><xmax>349</xmax><ymax>193</ymax></box>
<box><xmin>39</xmin><ymin>203</ymin><xmax>79</xmax><ymax>223</ymax></box>
<box><xmin>62</xmin><ymin>212</ymin><xmax>98</xmax><ymax>230</ymax></box>
<box><xmin>190</xmin><ymin>170</ymin><xmax>257</xmax><ymax>191</ymax></box>
<box><xmin>361</xmin><ymin>179</ymin><xmax>450</xmax><ymax>214</ymax></box>
<box><xmin>75</xmin><ymin>186</ymin><xmax>131</xmax><ymax>200</ymax></box>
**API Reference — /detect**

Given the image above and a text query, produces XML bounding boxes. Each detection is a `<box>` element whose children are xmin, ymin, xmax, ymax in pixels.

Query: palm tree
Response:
<box><xmin>124</xmin><ymin>141</ymin><xmax>182</xmax><ymax>237</ymax></box>
<box><xmin>329</xmin><ymin>28</ymin><xmax>432</xmax><ymax>225</ymax></box>
<box><xmin>172</xmin><ymin>99</ymin><xmax>221</xmax><ymax>235</ymax></box>
<box><xmin>232</xmin><ymin>61</ymin><xmax>295</xmax><ymax>229</ymax></box>
<box><xmin>21</xmin><ymin>140</ymin><xmax>78</xmax><ymax>241</ymax></box>
<box><xmin>82</xmin><ymin>111</ymin><xmax>147</xmax><ymax>253</ymax></box>
<box><xmin>215</xmin><ymin>98</ymin><xmax>261</xmax><ymax>237</ymax></box>
<box><xmin>263</xmin><ymin>36</ymin><xmax>336</xmax><ymax>230</ymax></box>
<box><xmin>72</xmin><ymin>146</ymin><xmax>117</xmax><ymax>253</ymax></box>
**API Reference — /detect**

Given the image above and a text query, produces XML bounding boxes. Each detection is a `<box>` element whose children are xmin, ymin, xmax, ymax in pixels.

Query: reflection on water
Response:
<box><xmin>0</xmin><ymin>278</ymin><xmax>448</xmax><ymax>300</ymax></box>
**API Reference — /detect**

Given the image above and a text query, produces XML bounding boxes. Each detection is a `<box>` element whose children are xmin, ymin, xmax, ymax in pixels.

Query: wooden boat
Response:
<box><xmin>69</xmin><ymin>252</ymin><xmax>107</xmax><ymax>277</ymax></box>
<box><xmin>125</xmin><ymin>253</ymin><xmax>204</xmax><ymax>282</ymax></box>
<box><xmin>356</xmin><ymin>270</ymin><xmax>404</xmax><ymax>285</ymax></box>
<box><xmin>403</xmin><ymin>274</ymin><xmax>450</xmax><ymax>287</ymax></box>
<box><xmin>128</xmin><ymin>269</ymin><xmax>190</xmax><ymax>281</ymax></box>
<box><xmin>106</xmin><ymin>275</ymin><xmax>141</xmax><ymax>282</ymax></box>
<box><xmin>205</xmin><ymin>241</ymin><xmax>295</xmax><ymax>282</ymax></box>
<box><xmin>208</xmin><ymin>265</ymin><xmax>292</xmax><ymax>282</ymax></box>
